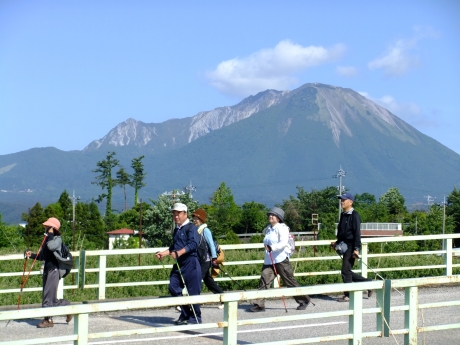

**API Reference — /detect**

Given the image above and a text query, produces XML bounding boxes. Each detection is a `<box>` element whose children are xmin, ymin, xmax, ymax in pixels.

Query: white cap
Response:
<box><xmin>172</xmin><ymin>203</ymin><xmax>187</xmax><ymax>212</ymax></box>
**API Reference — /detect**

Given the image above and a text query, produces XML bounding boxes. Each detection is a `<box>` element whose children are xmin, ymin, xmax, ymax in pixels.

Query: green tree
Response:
<box><xmin>131</xmin><ymin>156</ymin><xmax>146</xmax><ymax>206</ymax></box>
<box><xmin>207</xmin><ymin>182</ymin><xmax>241</xmax><ymax>238</ymax></box>
<box><xmin>447</xmin><ymin>187</ymin><xmax>460</xmax><ymax>247</ymax></box>
<box><xmin>143</xmin><ymin>191</ymin><xmax>198</xmax><ymax>247</ymax></box>
<box><xmin>0</xmin><ymin>214</ymin><xmax>25</xmax><ymax>251</ymax></box>
<box><xmin>75</xmin><ymin>201</ymin><xmax>106</xmax><ymax>249</ymax></box>
<box><xmin>379</xmin><ymin>187</ymin><xmax>407</xmax><ymax>222</ymax></box>
<box><xmin>92</xmin><ymin>151</ymin><xmax>120</xmax><ymax>220</ymax></box>
<box><xmin>21</xmin><ymin>203</ymin><xmax>47</xmax><ymax>248</ymax></box>
<box><xmin>238</xmin><ymin>201</ymin><xmax>267</xmax><ymax>234</ymax></box>
<box><xmin>282</xmin><ymin>186</ymin><xmax>338</xmax><ymax>233</ymax></box>
<box><xmin>115</xmin><ymin>167</ymin><xmax>133</xmax><ymax>211</ymax></box>
<box><xmin>58</xmin><ymin>190</ymin><xmax>72</xmax><ymax>223</ymax></box>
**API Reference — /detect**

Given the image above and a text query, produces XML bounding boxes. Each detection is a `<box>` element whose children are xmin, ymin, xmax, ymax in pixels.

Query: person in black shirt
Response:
<box><xmin>331</xmin><ymin>193</ymin><xmax>372</xmax><ymax>302</ymax></box>
<box><xmin>25</xmin><ymin>217</ymin><xmax>72</xmax><ymax>328</ymax></box>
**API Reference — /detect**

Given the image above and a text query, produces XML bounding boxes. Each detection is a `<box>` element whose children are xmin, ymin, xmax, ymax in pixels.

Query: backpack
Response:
<box><xmin>213</xmin><ymin>238</ymin><xmax>225</xmax><ymax>264</ymax></box>
<box><xmin>287</xmin><ymin>232</ymin><xmax>296</xmax><ymax>257</ymax></box>
<box><xmin>196</xmin><ymin>233</ymin><xmax>209</xmax><ymax>265</ymax></box>
<box><xmin>56</xmin><ymin>242</ymin><xmax>74</xmax><ymax>278</ymax></box>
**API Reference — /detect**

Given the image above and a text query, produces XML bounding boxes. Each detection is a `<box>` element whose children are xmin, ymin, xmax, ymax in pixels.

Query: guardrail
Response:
<box><xmin>1</xmin><ymin>275</ymin><xmax>459</xmax><ymax>345</ymax></box>
<box><xmin>1</xmin><ymin>234</ymin><xmax>460</xmax><ymax>301</ymax></box>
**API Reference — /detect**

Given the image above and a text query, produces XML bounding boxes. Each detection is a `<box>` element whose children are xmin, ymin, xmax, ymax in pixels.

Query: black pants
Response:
<box><xmin>168</xmin><ymin>257</ymin><xmax>202</xmax><ymax>322</ymax></box>
<box><xmin>341</xmin><ymin>245</ymin><xmax>371</xmax><ymax>296</ymax></box>
<box><xmin>200</xmin><ymin>261</ymin><xmax>223</xmax><ymax>294</ymax></box>
<box><xmin>252</xmin><ymin>258</ymin><xmax>310</xmax><ymax>308</ymax></box>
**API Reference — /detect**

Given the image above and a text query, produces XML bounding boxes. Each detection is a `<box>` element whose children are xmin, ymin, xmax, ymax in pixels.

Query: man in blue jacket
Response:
<box><xmin>331</xmin><ymin>193</ymin><xmax>372</xmax><ymax>302</ymax></box>
<box><xmin>156</xmin><ymin>203</ymin><xmax>202</xmax><ymax>324</ymax></box>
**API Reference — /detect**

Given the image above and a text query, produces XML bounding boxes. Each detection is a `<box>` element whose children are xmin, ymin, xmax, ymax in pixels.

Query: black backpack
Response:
<box><xmin>58</xmin><ymin>242</ymin><xmax>74</xmax><ymax>278</ymax></box>
<box><xmin>196</xmin><ymin>233</ymin><xmax>208</xmax><ymax>265</ymax></box>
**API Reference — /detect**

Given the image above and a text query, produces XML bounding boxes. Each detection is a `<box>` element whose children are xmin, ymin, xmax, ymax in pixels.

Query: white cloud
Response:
<box><xmin>336</xmin><ymin>65</ymin><xmax>358</xmax><ymax>77</ymax></box>
<box><xmin>359</xmin><ymin>91</ymin><xmax>437</xmax><ymax>127</ymax></box>
<box><xmin>367</xmin><ymin>27</ymin><xmax>438</xmax><ymax>77</ymax></box>
<box><xmin>206</xmin><ymin>40</ymin><xmax>346</xmax><ymax>97</ymax></box>
<box><xmin>368</xmin><ymin>38</ymin><xmax>420</xmax><ymax>76</ymax></box>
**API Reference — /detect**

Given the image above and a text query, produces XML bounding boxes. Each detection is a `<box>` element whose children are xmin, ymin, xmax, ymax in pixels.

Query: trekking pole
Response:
<box><xmin>355</xmin><ymin>254</ymin><xmax>404</xmax><ymax>297</ymax></box>
<box><xmin>219</xmin><ymin>264</ymin><xmax>246</xmax><ymax>291</ymax></box>
<box><xmin>17</xmin><ymin>233</ymin><xmax>48</xmax><ymax>309</ymax></box>
<box><xmin>174</xmin><ymin>257</ymin><xmax>200</xmax><ymax>323</ymax></box>
<box><xmin>268</xmin><ymin>251</ymin><xmax>288</xmax><ymax>313</ymax></box>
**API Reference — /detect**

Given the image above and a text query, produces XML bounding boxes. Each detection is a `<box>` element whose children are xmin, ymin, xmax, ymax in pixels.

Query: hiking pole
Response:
<box><xmin>268</xmin><ymin>251</ymin><xmax>288</xmax><ymax>313</ymax></box>
<box><xmin>5</xmin><ymin>252</ymin><xmax>30</xmax><ymax>328</ymax></box>
<box><xmin>17</xmin><ymin>233</ymin><xmax>47</xmax><ymax>309</ymax></box>
<box><xmin>219</xmin><ymin>264</ymin><xmax>246</xmax><ymax>291</ymax></box>
<box><xmin>355</xmin><ymin>254</ymin><xmax>404</xmax><ymax>297</ymax></box>
<box><xmin>173</xmin><ymin>255</ymin><xmax>200</xmax><ymax>324</ymax></box>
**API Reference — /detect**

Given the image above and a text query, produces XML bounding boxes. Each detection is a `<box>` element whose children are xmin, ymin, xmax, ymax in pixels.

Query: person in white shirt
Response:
<box><xmin>250</xmin><ymin>207</ymin><xmax>312</xmax><ymax>312</ymax></box>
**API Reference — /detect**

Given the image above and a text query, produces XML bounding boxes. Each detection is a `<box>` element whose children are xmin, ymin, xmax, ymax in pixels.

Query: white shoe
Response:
<box><xmin>176</xmin><ymin>306</ymin><xmax>181</xmax><ymax>312</ymax></box>
<box><xmin>217</xmin><ymin>303</ymin><xmax>224</xmax><ymax>309</ymax></box>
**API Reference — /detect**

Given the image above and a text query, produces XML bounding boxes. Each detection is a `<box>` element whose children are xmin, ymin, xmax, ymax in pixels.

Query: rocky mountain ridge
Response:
<box><xmin>83</xmin><ymin>83</ymin><xmax>417</xmax><ymax>153</ymax></box>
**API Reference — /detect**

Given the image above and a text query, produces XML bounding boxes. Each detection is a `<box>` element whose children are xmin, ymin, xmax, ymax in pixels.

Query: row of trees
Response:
<box><xmin>1</xmin><ymin>150</ymin><xmax>459</xmax><ymax>252</ymax></box>
<box><xmin>1</xmin><ymin>182</ymin><xmax>459</xmax><ymax>252</ymax></box>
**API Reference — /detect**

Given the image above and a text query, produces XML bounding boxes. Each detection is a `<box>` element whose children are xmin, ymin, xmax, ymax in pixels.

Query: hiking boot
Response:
<box><xmin>37</xmin><ymin>317</ymin><xmax>54</xmax><ymax>328</ymax></box>
<box><xmin>174</xmin><ymin>318</ymin><xmax>188</xmax><ymax>325</ymax></box>
<box><xmin>249</xmin><ymin>305</ymin><xmax>265</xmax><ymax>312</ymax></box>
<box><xmin>66</xmin><ymin>314</ymin><xmax>73</xmax><ymax>323</ymax></box>
<box><xmin>337</xmin><ymin>295</ymin><xmax>350</xmax><ymax>302</ymax></box>
<box><xmin>367</xmin><ymin>290</ymin><xmax>373</xmax><ymax>298</ymax></box>
<box><xmin>296</xmin><ymin>303</ymin><xmax>307</xmax><ymax>310</ymax></box>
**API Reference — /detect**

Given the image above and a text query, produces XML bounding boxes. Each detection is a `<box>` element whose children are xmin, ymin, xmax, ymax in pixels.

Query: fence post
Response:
<box><xmin>349</xmin><ymin>290</ymin><xmax>363</xmax><ymax>345</ymax></box>
<box><xmin>57</xmin><ymin>277</ymin><xmax>64</xmax><ymax>299</ymax></box>
<box><xmin>376</xmin><ymin>287</ymin><xmax>384</xmax><ymax>335</ymax></box>
<box><xmin>223</xmin><ymin>301</ymin><xmax>238</xmax><ymax>345</ymax></box>
<box><xmin>98</xmin><ymin>255</ymin><xmax>106</xmax><ymax>300</ymax></box>
<box><xmin>444</xmin><ymin>238</ymin><xmax>452</xmax><ymax>276</ymax></box>
<box><xmin>80</xmin><ymin>250</ymin><xmax>86</xmax><ymax>289</ymax></box>
<box><xmin>383</xmin><ymin>280</ymin><xmax>392</xmax><ymax>337</ymax></box>
<box><xmin>74</xmin><ymin>313</ymin><xmax>89</xmax><ymax>345</ymax></box>
<box><xmin>74</xmin><ymin>255</ymin><xmax>80</xmax><ymax>288</ymax></box>
<box><xmin>404</xmin><ymin>286</ymin><xmax>418</xmax><ymax>345</ymax></box>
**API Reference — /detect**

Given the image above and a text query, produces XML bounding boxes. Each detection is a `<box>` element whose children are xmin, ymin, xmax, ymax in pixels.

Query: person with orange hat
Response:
<box><xmin>25</xmin><ymin>217</ymin><xmax>72</xmax><ymax>328</ymax></box>
<box><xmin>192</xmin><ymin>208</ymin><xmax>225</xmax><ymax>309</ymax></box>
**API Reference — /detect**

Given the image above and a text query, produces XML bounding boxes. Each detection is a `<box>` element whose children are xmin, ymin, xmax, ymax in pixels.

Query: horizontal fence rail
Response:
<box><xmin>1</xmin><ymin>276</ymin><xmax>459</xmax><ymax>345</ymax></box>
<box><xmin>1</xmin><ymin>234</ymin><xmax>460</xmax><ymax>300</ymax></box>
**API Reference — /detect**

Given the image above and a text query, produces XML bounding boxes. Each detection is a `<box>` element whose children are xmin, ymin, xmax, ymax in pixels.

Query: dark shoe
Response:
<box><xmin>174</xmin><ymin>318</ymin><xmax>188</xmax><ymax>325</ymax></box>
<box><xmin>367</xmin><ymin>290</ymin><xmax>373</xmax><ymax>298</ymax></box>
<box><xmin>337</xmin><ymin>295</ymin><xmax>350</xmax><ymax>302</ymax></box>
<box><xmin>37</xmin><ymin>317</ymin><xmax>54</xmax><ymax>328</ymax></box>
<box><xmin>296</xmin><ymin>303</ymin><xmax>307</xmax><ymax>310</ymax></box>
<box><xmin>249</xmin><ymin>305</ymin><xmax>265</xmax><ymax>312</ymax></box>
<box><xmin>66</xmin><ymin>314</ymin><xmax>73</xmax><ymax>323</ymax></box>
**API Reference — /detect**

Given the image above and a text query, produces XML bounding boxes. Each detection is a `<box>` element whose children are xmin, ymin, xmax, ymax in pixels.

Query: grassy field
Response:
<box><xmin>1</xmin><ymin>246</ymin><xmax>458</xmax><ymax>306</ymax></box>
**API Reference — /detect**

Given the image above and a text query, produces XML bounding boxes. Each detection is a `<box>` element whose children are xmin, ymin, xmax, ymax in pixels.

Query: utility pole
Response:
<box><xmin>333</xmin><ymin>166</ymin><xmax>346</xmax><ymax>221</ymax></box>
<box><xmin>184</xmin><ymin>181</ymin><xmax>196</xmax><ymax>199</ymax></box>
<box><xmin>69</xmin><ymin>190</ymin><xmax>80</xmax><ymax>251</ymax></box>
<box><xmin>69</xmin><ymin>190</ymin><xmax>79</xmax><ymax>290</ymax></box>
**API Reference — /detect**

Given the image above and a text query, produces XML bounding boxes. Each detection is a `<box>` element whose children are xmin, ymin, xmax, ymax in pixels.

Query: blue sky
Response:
<box><xmin>1</xmin><ymin>0</ymin><xmax>459</xmax><ymax>156</ymax></box>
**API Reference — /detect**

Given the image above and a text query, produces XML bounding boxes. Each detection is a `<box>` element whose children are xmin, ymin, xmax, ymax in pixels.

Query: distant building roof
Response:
<box><xmin>106</xmin><ymin>229</ymin><xmax>135</xmax><ymax>235</ymax></box>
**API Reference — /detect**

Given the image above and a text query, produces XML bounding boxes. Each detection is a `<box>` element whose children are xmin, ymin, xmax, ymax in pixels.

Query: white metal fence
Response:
<box><xmin>1</xmin><ymin>234</ymin><xmax>460</xmax><ymax>344</ymax></box>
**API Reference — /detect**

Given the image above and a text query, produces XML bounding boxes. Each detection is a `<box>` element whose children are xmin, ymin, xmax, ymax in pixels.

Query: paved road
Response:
<box><xmin>1</xmin><ymin>286</ymin><xmax>459</xmax><ymax>345</ymax></box>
